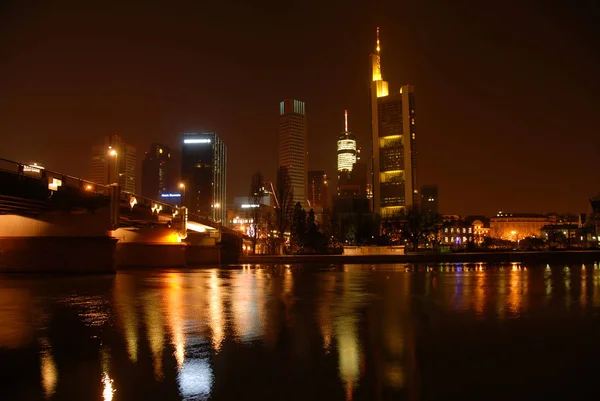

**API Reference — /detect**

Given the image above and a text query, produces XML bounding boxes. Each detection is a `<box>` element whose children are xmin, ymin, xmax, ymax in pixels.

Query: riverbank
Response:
<box><xmin>239</xmin><ymin>250</ymin><xmax>600</xmax><ymax>265</ymax></box>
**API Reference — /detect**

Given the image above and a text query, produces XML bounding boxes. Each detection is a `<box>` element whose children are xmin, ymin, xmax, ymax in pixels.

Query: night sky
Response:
<box><xmin>1</xmin><ymin>1</ymin><xmax>599</xmax><ymax>216</ymax></box>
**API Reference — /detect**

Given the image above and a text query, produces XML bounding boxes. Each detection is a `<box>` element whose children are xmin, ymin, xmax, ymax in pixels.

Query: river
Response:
<box><xmin>1</xmin><ymin>263</ymin><xmax>600</xmax><ymax>400</ymax></box>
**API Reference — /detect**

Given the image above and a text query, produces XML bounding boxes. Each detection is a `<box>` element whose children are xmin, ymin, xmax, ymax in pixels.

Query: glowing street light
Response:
<box><xmin>107</xmin><ymin>147</ymin><xmax>118</xmax><ymax>185</ymax></box>
<box><xmin>179</xmin><ymin>182</ymin><xmax>186</xmax><ymax>207</ymax></box>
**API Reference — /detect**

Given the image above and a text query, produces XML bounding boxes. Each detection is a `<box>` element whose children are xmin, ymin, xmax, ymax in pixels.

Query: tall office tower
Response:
<box><xmin>337</xmin><ymin>110</ymin><xmax>357</xmax><ymax>173</ymax></box>
<box><xmin>90</xmin><ymin>134</ymin><xmax>137</xmax><ymax>193</ymax></box>
<box><xmin>370</xmin><ymin>27</ymin><xmax>418</xmax><ymax>217</ymax></box>
<box><xmin>279</xmin><ymin>99</ymin><xmax>308</xmax><ymax>208</ymax></box>
<box><xmin>141</xmin><ymin>143</ymin><xmax>178</xmax><ymax>199</ymax></box>
<box><xmin>421</xmin><ymin>185</ymin><xmax>438</xmax><ymax>214</ymax></box>
<box><xmin>181</xmin><ymin>133</ymin><xmax>227</xmax><ymax>222</ymax></box>
<box><xmin>308</xmin><ymin>170</ymin><xmax>329</xmax><ymax>209</ymax></box>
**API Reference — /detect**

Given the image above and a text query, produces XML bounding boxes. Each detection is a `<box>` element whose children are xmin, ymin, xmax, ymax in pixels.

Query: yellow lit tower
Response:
<box><xmin>370</xmin><ymin>27</ymin><xmax>418</xmax><ymax>218</ymax></box>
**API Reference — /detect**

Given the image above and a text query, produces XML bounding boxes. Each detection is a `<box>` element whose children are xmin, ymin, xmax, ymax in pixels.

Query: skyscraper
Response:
<box><xmin>421</xmin><ymin>185</ymin><xmax>439</xmax><ymax>214</ymax></box>
<box><xmin>370</xmin><ymin>27</ymin><xmax>418</xmax><ymax>217</ymax></box>
<box><xmin>141</xmin><ymin>143</ymin><xmax>178</xmax><ymax>199</ymax></box>
<box><xmin>337</xmin><ymin>110</ymin><xmax>357</xmax><ymax>173</ymax></box>
<box><xmin>181</xmin><ymin>133</ymin><xmax>227</xmax><ymax>222</ymax></box>
<box><xmin>90</xmin><ymin>134</ymin><xmax>137</xmax><ymax>193</ymax></box>
<box><xmin>279</xmin><ymin>99</ymin><xmax>307</xmax><ymax>208</ymax></box>
<box><xmin>307</xmin><ymin>170</ymin><xmax>329</xmax><ymax>210</ymax></box>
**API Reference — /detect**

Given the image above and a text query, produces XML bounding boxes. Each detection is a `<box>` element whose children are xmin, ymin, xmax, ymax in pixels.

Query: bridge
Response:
<box><xmin>0</xmin><ymin>158</ymin><xmax>241</xmax><ymax>272</ymax></box>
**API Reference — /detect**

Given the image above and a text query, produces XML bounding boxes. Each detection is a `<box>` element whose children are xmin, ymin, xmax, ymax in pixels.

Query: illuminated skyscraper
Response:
<box><xmin>90</xmin><ymin>134</ymin><xmax>137</xmax><ymax>193</ymax></box>
<box><xmin>370</xmin><ymin>27</ymin><xmax>418</xmax><ymax>217</ymax></box>
<box><xmin>181</xmin><ymin>133</ymin><xmax>227</xmax><ymax>222</ymax></box>
<box><xmin>279</xmin><ymin>99</ymin><xmax>307</xmax><ymax>208</ymax></box>
<box><xmin>337</xmin><ymin>110</ymin><xmax>357</xmax><ymax>173</ymax></box>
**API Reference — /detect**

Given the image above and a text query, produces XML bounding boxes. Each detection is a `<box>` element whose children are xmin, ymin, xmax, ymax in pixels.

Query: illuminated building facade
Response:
<box><xmin>489</xmin><ymin>212</ymin><xmax>549</xmax><ymax>240</ymax></box>
<box><xmin>337</xmin><ymin>110</ymin><xmax>357</xmax><ymax>173</ymax></box>
<box><xmin>142</xmin><ymin>143</ymin><xmax>179</xmax><ymax>199</ymax></box>
<box><xmin>90</xmin><ymin>134</ymin><xmax>137</xmax><ymax>193</ymax></box>
<box><xmin>308</xmin><ymin>171</ymin><xmax>329</xmax><ymax>209</ymax></box>
<box><xmin>181</xmin><ymin>133</ymin><xmax>227</xmax><ymax>222</ymax></box>
<box><xmin>421</xmin><ymin>185</ymin><xmax>438</xmax><ymax>214</ymax></box>
<box><xmin>279</xmin><ymin>99</ymin><xmax>307</xmax><ymax>208</ymax></box>
<box><xmin>370</xmin><ymin>28</ymin><xmax>418</xmax><ymax>217</ymax></box>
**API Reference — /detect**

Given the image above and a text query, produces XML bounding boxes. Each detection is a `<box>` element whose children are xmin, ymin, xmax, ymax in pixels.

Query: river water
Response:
<box><xmin>1</xmin><ymin>263</ymin><xmax>600</xmax><ymax>400</ymax></box>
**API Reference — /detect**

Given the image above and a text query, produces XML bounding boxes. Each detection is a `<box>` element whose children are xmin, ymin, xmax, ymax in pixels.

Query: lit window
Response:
<box><xmin>468</xmin><ymin>228</ymin><xmax>472</xmax><ymax>233</ymax></box>
<box><xmin>444</xmin><ymin>228</ymin><xmax>448</xmax><ymax>233</ymax></box>
<box><xmin>463</xmin><ymin>228</ymin><xmax>466</xmax><ymax>233</ymax></box>
<box><xmin>463</xmin><ymin>236</ymin><xmax>467</xmax><ymax>242</ymax></box>
<box><xmin>451</xmin><ymin>237</ymin><xmax>455</xmax><ymax>242</ymax></box>
<box><xmin>444</xmin><ymin>236</ymin><xmax>448</xmax><ymax>242</ymax></box>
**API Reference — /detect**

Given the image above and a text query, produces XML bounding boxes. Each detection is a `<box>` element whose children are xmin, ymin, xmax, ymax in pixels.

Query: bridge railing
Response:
<box><xmin>1</xmin><ymin>157</ymin><xmax>237</xmax><ymax>234</ymax></box>
<box><xmin>0</xmin><ymin>158</ymin><xmax>110</xmax><ymax>196</ymax></box>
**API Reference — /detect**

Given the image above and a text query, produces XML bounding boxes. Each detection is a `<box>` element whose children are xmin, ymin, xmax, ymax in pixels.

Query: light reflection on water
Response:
<box><xmin>2</xmin><ymin>263</ymin><xmax>600</xmax><ymax>400</ymax></box>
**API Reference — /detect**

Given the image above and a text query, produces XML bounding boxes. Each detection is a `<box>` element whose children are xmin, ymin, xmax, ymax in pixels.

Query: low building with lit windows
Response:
<box><xmin>440</xmin><ymin>220</ymin><xmax>474</xmax><ymax>248</ymax></box>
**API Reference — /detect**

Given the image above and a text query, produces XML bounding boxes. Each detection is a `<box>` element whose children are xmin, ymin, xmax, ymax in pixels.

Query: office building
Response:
<box><xmin>181</xmin><ymin>132</ymin><xmax>227</xmax><ymax>222</ymax></box>
<box><xmin>421</xmin><ymin>185</ymin><xmax>438</xmax><ymax>214</ymax></box>
<box><xmin>337</xmin><ymin>110</ymin><xmax>357</xmax><ymax>173</ymax></box>
<box><xmin>370</xmin><ymin>27</ymin><xmax>418</xmax><ymax>217</ymax></box>
<box><xmin>279</xmin><ymin>99</ymin><xmax>307</xmax><ymax>208</ymax></box>
<box><xmin>338</xmin><ymin>161</ymin><xmax>368</xmax><ymax>197</ymax></box>
<box><xmin>141</xmin><ymin>143</ymin><xmax>179</xmax><ymax>199</ymax></box>
<box><xmin>90</xmin><ymin>134</ymin><xmax>137</xmax><ymax>193</ymax></box>
<box><xmin>308</xmin><ymin>170</ymin><xmax>329</xmax><ymax>209</ymax></box>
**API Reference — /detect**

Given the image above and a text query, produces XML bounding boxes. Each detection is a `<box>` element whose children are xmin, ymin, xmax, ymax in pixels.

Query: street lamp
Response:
<box><xmin>107</xmin><ymin>147</ymin><xmax>118</xmax><ymax>185</ymax></box>
<box><xmin>179</xmin><ymin>182</ymin><xmax>186</xmax><ymax>207</ymax></box>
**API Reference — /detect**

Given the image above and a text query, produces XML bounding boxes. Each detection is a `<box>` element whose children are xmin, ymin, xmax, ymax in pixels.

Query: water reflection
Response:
<box><xmin>39</xmin><ymin>338</ymin><xmax>57</xmax><ymax>399</ymax></box>
<box><xmin>4</xmin><ymin>264</ymin><xmax>600</xmax><ymax>400</ymax></box>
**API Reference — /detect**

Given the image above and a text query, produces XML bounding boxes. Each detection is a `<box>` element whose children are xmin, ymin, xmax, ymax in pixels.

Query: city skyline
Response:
<box><xmin>1</xmin><ymin>1</ymin><xmax>599</xmax><ymax>215</ymax></box>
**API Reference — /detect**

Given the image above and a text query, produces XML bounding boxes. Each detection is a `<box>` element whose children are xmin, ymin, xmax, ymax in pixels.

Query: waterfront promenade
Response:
<box><xmin>240</xmin><ymin>250</ymin><xmax>600</xmax><ymax>265</ymax></box>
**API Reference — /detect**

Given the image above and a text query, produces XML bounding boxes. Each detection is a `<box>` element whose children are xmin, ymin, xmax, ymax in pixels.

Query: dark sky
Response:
<box><xmin>1</xmin><ymin>0</ymin><xmax>599</xmax><ymax>216</ymax></box>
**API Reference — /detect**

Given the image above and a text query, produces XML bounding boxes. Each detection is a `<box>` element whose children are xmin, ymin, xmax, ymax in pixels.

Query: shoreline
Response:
<box><xmin>239</xmin><ymin>250</ymin><xmax>600</xmax><ymax>265</ymax></box>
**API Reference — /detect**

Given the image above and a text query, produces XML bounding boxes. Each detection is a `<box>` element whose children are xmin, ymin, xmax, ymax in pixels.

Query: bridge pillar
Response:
<box><xmin>173</xmin><ymin>206</ymin><xmax>187</xmax><ymax>239</ymax></box>
<box><xmin>109</xmin><ymin>184</ymin><xmax>120</xmax><ymax>230</ymax></box>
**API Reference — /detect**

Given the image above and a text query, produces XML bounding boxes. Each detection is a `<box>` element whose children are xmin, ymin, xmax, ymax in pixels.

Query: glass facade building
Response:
<box><xmin>181</xmin><ymin>133</ymin><xmax>227</xmax><ymax>223</ymax></box>
<box><xmin>279</xmin><ymin>99</ymin><xmax>307</xmax><ymax>208</ymax></box>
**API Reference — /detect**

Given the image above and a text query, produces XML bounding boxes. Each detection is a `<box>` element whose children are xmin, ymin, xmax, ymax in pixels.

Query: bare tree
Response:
<box><xmin>400</xmin><ymin>205</ymin><xmax>441</xmax><ymax>252</ymax></box>
<box><xmin>249</xmin><ymin>171</ymin><xmax>265</xmax><ymax>255</ymax></box>
<box><xmin>275</xmin><ymin>166</ymin><xmax>294</xmax><ymax>254</ymax></box>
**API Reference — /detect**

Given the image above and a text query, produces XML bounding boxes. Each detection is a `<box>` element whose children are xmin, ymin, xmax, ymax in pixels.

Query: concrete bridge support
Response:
<box><xmin>0</xmin><ymin>212</ymin><xmax>116</xmax><ymax>273</ymax></box>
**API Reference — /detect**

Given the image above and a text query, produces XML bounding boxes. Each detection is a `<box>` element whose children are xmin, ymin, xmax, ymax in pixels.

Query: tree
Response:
<box><xmin>305</xmin><ymin>208</ymin><xmax>327</xmax><ymax>253</ymax></box>
<box><xmin>275</xmin><ymin>166</ymin><xmax>294</xmax><ymax>254</ymax></box>
<box><xmin>291</xmin><ymin>202</ymin><xmax>307</xmax><ymax>253</ymax></box>
<box><xmin>400</xmin><ymin>205</ymin><xmax>441</xmax><ymax>252</ymax></box>
<box><xmin>249</xmin><ymin>171</ymin><xmax>265</xmax><ymax>255</ymax></box>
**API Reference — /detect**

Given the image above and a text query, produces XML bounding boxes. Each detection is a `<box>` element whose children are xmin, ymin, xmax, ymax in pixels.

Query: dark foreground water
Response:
<box><xmin>2</xmin><ymin>263</ymin><xmax>600</xmax><ymax>401</ymax></box>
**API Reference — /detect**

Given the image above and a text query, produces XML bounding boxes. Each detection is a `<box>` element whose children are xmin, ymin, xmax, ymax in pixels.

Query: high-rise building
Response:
<box><xmin>90</xmin><ymin>134</ymin><xmax>137</xmax><ymax>193</ymax></box>
<box><xmin>279</xmin><ymin>99</ymin><xmax>307</xmax><ymax>208</ymax></box>
<box><xmin>181</xmin><ymin>132</ymin><xmax>227</xmax><ymax>223</ymax></box>
<box><xmin>308</xmin><ymin>170</ymin><xmax>329</xmax><ymax>209</ymax></box>
<box><xmin>141</xmin><ymin>143</ymin><xmax>178</xmax><ymax>199</ymax></box>
<box><xmin>370</xmin><ymin>27</ymin><xmax>418</xmax><ymax>217</ymax></box>
<box><xmin>421</xmin><ymin>185</ymin><xmax>438</xmax><ymax>214</ymax></box>
<box><xmin>337</xmin><ymin>110</ymin><xmax>357</xmax><ymax>173</ymax></box>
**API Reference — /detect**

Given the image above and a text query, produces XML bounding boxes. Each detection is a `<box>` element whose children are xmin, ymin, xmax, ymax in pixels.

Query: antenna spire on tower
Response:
<box><xmin>376</xmin><ymin>26</ymin><xmax>380</xmax><ymax>53</ymax></box>
<box><xmin>344</xmin><ymin>110</ymin><xmax>348</xmax><ymax>132</ymax></box>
